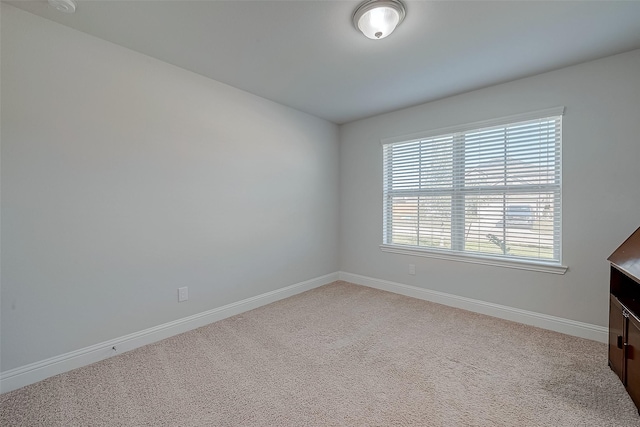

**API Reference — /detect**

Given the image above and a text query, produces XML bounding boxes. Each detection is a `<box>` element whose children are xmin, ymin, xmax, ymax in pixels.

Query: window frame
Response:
<box><xmin>380</xmin><ymin>107</ymin><xmax>567</xmax><ymax>274</ymax></box>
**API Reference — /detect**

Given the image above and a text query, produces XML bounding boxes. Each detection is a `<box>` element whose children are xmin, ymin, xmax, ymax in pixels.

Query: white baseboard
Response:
<box><xmin>2</xmin><ymin>271</ymin><xmax>607</xmax><ymax>394</ymax></box>
<box><xmin>338</xmin><ymin>271</ymin><xmax>608</xmax><ymax>343</ymax></box>
<box><xmin>0</xmin><ymin>272</ymin><xmax>338</xmax><ymax>394</ymax></box>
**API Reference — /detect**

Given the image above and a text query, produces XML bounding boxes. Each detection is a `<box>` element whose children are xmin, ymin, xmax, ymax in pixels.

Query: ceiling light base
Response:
<box><xmin>48</xmin><ymin>0</ymin><xmax>77</xmax><ymax>14</ymax></box>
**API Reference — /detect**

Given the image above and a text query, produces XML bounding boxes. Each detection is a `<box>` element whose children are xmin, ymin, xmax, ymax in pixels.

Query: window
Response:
<box><xmin>381</xmin><ymin>107</ymin><xmax>565</xmax><ymax>273</ymax></box>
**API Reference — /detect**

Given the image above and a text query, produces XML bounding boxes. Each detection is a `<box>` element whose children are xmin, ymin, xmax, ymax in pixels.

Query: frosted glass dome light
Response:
<box><xmin>353</xmin><ymin>0</ymin><xmax>406</xmax><ymax>40</ymax></box>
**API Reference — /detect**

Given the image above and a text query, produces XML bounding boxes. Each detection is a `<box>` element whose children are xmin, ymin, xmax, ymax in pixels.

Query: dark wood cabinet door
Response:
<box><xmin>626</xmin><ymin>315</ymin><xmax>640</xmax><ymax>408</ymax></box>
<box><xmin>609</xmin><ymin>295</ymin><xmax>625</xmax><ymax>382</ymax></box>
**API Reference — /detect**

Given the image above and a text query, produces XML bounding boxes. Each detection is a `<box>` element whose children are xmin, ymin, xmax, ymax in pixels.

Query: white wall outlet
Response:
<box><xmin>178</xmin><ymin>286</ymin><xmax>188</xmax><ymax>302</ymax></box>
<box><xmin>409</xmin><ymin>264</ymin><xmax>416</xmax><ymax>275</ymax></box>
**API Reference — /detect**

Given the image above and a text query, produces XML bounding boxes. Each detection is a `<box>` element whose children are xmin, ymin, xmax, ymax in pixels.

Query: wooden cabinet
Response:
<box><xmin>608</xmin><ymin>226</ymin><xmax>640</xmax><ymax>412</ymax></box>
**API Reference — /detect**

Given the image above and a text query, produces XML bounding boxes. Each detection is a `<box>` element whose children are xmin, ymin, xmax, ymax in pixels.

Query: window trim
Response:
<box><xmin>380</xmin><ymin>107</ymin><xmax>565</xmax><ymax>147</ymax></box>
<box><xmin>380</xmin><ymin>107</ymin><xmax>567</xmax><ymax>274</ymax></box>
<box><xmin>379</xmin><ymin>244</ymin><xmax>568</xmax><ymax>274</ymax></box>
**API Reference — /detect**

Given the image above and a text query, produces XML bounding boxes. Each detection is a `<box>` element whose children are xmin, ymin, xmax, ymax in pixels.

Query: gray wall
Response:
<box><xmin>339</xmin><ymin>49</ymin><xmax>640</xmax><ymax>327</ymax></box>
<box><xmin>1</xmin><ymin>5</ymin><xmax>339</xmax><ymax>372</ymax></box>
<box><xmin>3</xmin><ymin>2</ymin><xmax>640</xmax><ymax>377</ymax></box>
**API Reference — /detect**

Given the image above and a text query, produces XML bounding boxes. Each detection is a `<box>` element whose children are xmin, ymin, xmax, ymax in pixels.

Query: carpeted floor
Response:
<box><xmin>1</xmin><ymin>281</ymin><xmax>639</xmax><ymax>426</ymax></box>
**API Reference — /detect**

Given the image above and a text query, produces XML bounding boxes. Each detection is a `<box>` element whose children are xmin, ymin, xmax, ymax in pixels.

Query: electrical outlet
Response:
<box><xmin>409</xmin><ymin>264</ymin><xmax>416</xmax><ymax>275</ymax></box>
<box><xmin>178</xmin><ymin>286</ymin><xmax>188</xmax><ymax>302</ymax></box>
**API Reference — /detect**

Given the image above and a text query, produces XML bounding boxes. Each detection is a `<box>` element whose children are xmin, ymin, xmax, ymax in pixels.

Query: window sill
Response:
<box><xmin>379</xmin><ymin>244</ymin><xmax>568</xmax><ymax>275</ymax></box>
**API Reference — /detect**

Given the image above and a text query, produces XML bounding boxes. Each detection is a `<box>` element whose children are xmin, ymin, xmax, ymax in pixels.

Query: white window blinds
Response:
<box><xmin>383</xmin><ymin>109</ymin><xmax>563</xmax><ymax>265</ymax></box>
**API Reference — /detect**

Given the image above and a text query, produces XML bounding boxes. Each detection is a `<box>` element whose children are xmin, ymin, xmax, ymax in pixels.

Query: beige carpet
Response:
<box><xmin>1</xmin><ymin>281</ymin><xmax>639</xmax><ymax>426</ymax></box>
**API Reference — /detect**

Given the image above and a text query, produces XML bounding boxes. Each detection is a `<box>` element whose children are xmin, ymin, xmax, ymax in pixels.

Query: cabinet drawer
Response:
<box><xmin>626</xmin><ymin>314</ymin><xmax>640</xmax><ymax>408</ymax></box>
<box><xmin>609</xmin><ymin>295</ymin><xmax>626</xmax><ymax>382</ymax></box>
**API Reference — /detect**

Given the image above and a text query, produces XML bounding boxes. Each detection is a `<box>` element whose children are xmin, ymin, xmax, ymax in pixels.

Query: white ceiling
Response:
<box><xmin>7</xmin><ymin>0</ymin><xmax>640</xmax><ymax>124</ymax></box>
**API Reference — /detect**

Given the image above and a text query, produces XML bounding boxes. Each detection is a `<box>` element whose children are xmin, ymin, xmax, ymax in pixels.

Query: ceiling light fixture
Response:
<box><xmin>353</xmin><ymin>0</ymin><xmax>406</xmax><ymax>40</ymax></box>
<box><xmin>48</xmin><ymin>0</ymin><xmax>77</xmax><ymax>14</ymax></box>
